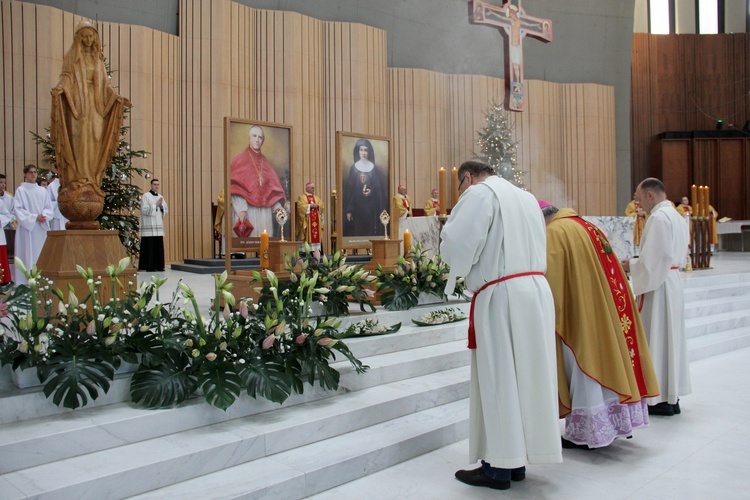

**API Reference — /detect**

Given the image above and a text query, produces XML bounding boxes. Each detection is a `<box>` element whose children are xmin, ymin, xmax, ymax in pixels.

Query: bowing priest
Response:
<box><xmin>295</xmin><ymin>182</ymin><xmax>325</xmax><ymax>252</ymax></box>
<box><xmin>541</xmin><ymin>202</ymin><xmax>660</xmax><ymax>449</ymax></box>
<box><xmin>441</xmin><ymin>161</ymin><xmax>561</xmax><ymax>491</ymax></box>
<box><xmin>13</xmin><ymin>165</ymin><xmax>53</xmax><ymax>284</ymax></box>
<box><xmin>622</xmin><ymin>178</ymin><xmax>691</xmax><ymax>417</ymax></box>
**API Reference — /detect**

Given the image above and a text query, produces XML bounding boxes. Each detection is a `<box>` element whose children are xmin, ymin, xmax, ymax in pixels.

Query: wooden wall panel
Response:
<box><xmin>632</xmin><ymin>33</ymin><xmax>750</xmax><ymax>192</ymax></box>
<box><xmin>656</xmin><ymin>137</ymin><xmax>750</xmax><ymax>219</ymax></box>
<box><xmin>1</xmin><ymin>0</ymin><xmax>617</xmax><ymax>267</ymax></box>
<box><xmin>718</xmin><ymin>139</ymin><xmax>744</xmax><ymax>218</ymax></box>
<box><xmin>657</xmin><ymin>140</ymin><xmax>691</xmax><ymax>201</ymax></box>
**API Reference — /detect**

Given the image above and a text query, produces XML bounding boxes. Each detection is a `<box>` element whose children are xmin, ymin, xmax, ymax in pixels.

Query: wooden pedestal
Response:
<box><xmin>365</xmin><ymin>239</ymin><xmax>401</xmax><ymax>271</ymax></box>
<box><xmin>268</xmin><ymin>240</ymin><xmax>300</xmax><ymax>272</ymax></box>
<box><xmin>36</xmin><ymin>230</ymin><xmax>137</xmax><ymax>300</ymax></box>
<box><xmin>227</xmin><ymin>240</ymin><xmax>299</xmax><ymax>304</ymax></box>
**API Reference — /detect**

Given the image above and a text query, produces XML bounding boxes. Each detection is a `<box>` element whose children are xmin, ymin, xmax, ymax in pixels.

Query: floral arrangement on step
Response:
<box><xmin>339</xmin><ymin>318</ymin><xmax>401</xmax><ymax>338</ymax></box>
<box><xmin>412</xmin><ymin>307</ymin><xmax>467</xmax><ymax>326</ymax></box>
<box><xmin>375</xmin><ymin>242</ymin><xmax>468</xmax><ymax>311</ymax></box>
<box><xmin>253</xmin><ymin>243</ymin><xmax>378</xmax><ymax>316</ymax></box>
<box><xmin>0</xmin><ymin>257</ymin><xmax>140</xmax><ymax>409</ymax></box>
<box><xmin>0</xmin><ymin>258</ymin><xmax>368</xmax><ymax>411</ymax></box>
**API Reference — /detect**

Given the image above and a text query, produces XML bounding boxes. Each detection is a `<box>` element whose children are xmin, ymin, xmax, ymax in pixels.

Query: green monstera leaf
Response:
<box><xmin>379</xmin><ymin>287</ymin><xmax>419</xmax><ymax>311</ymax></box>
<box><xmin>130</xmin><ymin>351</ymin><xmax>198</xmax><ymax>408</ymax></box>
<box><xmin>239</xmin><ymin>360</ymin><xmax>293</xmax><ymax>404</ymax></box>
<box><xmin>39</xmin><ymin>356</ymin><xmax>116</xmax><ymax>410</ymax></box>
<box><xmin>198</xmin><ymin>360</ymin><xmax>242</xmax><ymax>411</ymax></box>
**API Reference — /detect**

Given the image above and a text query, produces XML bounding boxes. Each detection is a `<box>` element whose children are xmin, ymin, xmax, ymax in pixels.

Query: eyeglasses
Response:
<box><xmin>26</xmin><ymin>171</ymin><xmax>38</xmax><ymax>175</ymax></box>
<box><xmin>458</xmin><ymin>173</ymin><xmax>470</xmax><ymax>191</ymax></box>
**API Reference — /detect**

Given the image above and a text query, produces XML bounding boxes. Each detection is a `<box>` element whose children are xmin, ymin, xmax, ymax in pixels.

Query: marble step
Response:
<box><xmin>683</xmin><ymin>280</ymin><xmax>750</xmax><ymax>302</ymax></box>
<box><xmin>681</xmin><ymin>271</ymin><xmax>750</xmax><ymax>288</ymax></box>
<box><xmin>128</xmin><ymin>399</ymin><xmax>469</xmax><ymax>500</ymax></box>
<box><xmin>0</xmin><ymin>318</ymin><xmax>468</xmax><ymax>425</ymax></box>
<box><xmin>0</xmin><ymin>370</ymin><xmax>470</xmax><ymax>499</ymax></box>
<box><xmin>687</xmin><ymin>326</ymin><xmax>750</xmax><ymax>362</ymax></box>
<box><xmin>0</xmin><ymin>337</ymin><xmax>469</xmax><ymax>471</ymax></box>
<box><xmin>685</xmin><ymin>308</ymin><xmax>750</xmax><ymax>339</ymax></box>
<box><xmin>683</xmin><ymin>294</ymin><xmax>750</xmax><ymax>319</ymax></box>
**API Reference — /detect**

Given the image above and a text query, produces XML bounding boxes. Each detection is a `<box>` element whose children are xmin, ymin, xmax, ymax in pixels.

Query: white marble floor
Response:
<box><xmin>308</xmin><ymin>345</ymin><xmax>750</xmax><ymax>499</ymax></box>
<box><xmin>309</xmin><ymin>252</ymin><xmax>750</xmax><ymax>500</ymax></box>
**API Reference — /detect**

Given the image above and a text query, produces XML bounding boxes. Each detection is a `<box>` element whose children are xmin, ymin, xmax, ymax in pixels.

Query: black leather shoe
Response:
<box><xmin>561</xmin><ymin>437</ymin><xmax>592</xmax><ymax>450</ymax></box>
<box><xmin>648</xmin><ymin>402</ymin><xmax>675</xmax><ymax>416</ymax></box>
<box><xmin>455</xmin><ymin>468</ymin><xmax>511</xmax><ymax>490</ymax></box>
<box><xmin>511</xmin><ymin>466</ymin><xmax>526</xmax><ymax>481</ymax></box>
<box><xmin>672</xmin><ymin>400</ymin><xmax>681</xmax><ymax>414</ymax></box>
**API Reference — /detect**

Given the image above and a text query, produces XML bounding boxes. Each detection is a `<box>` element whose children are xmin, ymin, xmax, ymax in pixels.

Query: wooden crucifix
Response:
<box><xmin>469</xmin><ymin>0</ymin><xmax>553</xmax><ymax>111</ymax></box>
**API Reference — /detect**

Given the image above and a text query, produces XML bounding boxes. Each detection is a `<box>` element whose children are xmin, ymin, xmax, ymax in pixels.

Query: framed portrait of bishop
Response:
<box><xmin>224</xmin><ymin>118</ymin><xmax>293</xmax><ymax>254</ymax></box>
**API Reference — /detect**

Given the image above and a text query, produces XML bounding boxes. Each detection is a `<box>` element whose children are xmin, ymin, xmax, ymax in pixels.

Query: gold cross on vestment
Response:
<box><xmin>469</xmin><ymin>0</ymin><xmax>553</xmax><ymax>112</ymax></box>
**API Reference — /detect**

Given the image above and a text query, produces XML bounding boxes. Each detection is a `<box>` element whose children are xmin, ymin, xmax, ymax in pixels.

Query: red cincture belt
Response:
<box><xmin>467</xmin><ymin>271</ymin><xmax>545</xmax><ymax>349</ymax></box>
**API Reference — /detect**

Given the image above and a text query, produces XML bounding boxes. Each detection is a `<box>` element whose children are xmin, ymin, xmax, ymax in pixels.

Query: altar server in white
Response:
<box><xmin>623</xmin><ymin>177</ymin><xmax>691</xmax><ymax>416</ymax></box>
<box><xmin>441</xmin><ymin>160</ymin><xmax>561</xmax><ymax>491</ymax></box>
<box><xmin>47</xmin><ymin>175</ymin><xmax>68</xmax><ymax>230</ymax></box>
<box><xmin>13</xmin><ymin>165</ymin><xmax>53</xmax><ymax>284</ymax></box>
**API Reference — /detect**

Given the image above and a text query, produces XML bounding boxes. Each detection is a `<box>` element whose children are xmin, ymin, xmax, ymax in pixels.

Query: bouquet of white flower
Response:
<box><xmin>412</xmin><ymin>307</ymin><xmax>467</xmax><ymax>326</ymax></box>
<box><xmin>339</xmin><ymin>318</ymin><xmax>401</xmax><ymax>338</ymax></box>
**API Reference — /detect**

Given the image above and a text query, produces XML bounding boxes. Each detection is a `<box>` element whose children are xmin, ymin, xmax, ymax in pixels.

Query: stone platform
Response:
<box><xmin>2</xmin><ymin>253</ymin><xmax>750</xmax><ymax>498</ymax></box>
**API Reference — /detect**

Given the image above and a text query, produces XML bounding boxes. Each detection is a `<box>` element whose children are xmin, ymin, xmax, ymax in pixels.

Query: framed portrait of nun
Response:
<box><xmin>335</xmin><ymin>132</ymin><xmax>392</xmax><ymax>250</ymax></box>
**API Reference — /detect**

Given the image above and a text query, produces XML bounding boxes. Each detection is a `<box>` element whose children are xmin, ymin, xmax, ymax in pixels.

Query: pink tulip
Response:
<box><xmin>262</xmin><ymin>335</ymin><xmax>276</xmax><ymax>350</ymax></box>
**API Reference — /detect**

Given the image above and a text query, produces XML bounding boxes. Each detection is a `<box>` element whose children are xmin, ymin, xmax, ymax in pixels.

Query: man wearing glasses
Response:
<box><xmin>13</xmin><ymin>164</ymin><xmax>53</xmax><ymax>284</ymax></box>
<box><xmin>441</xmin><ymin>160</ymin><xmax>561</xmax><ymax>490</ymax></box>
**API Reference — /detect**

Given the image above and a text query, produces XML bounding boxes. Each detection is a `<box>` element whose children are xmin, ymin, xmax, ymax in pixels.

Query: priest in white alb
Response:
<box><xmin>13</xmin><ymin>165</ymin><xmax>54</xmax><ymax>284</ymax></box>
<box><xmin>441</xmin><ymin>161</ymin><xmax>561</xmax><ymax>491</ymax></box>
<box><xmin>622</xmin><ymin>177</ymin><xmax>691</xmax><ymax>417</ymax></box>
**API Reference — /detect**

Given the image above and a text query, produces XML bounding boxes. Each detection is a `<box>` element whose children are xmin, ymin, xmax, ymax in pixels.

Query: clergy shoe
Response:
<box><xmin>511</xmin><ymin>466</ymin><xmax>526</xmax><ymax>481</ymax></box>
<box><xmin>561</xmin><ymin>437</ymin><xmax>592</xmax><ymax>450</ymax></box>
<box><xmin>455</xmin><ymin>468</ymin><xmax>511</xmax><ymax>490</ymax></box>
<box><xmin>672</xmin><ymin>400</ymin><xmax>681</xmax><ymax>414</ymax></box>
<box><xmin>648</xmin><ymin>402</ymin><xmax>675</xmax><ymax>416</ymax></box>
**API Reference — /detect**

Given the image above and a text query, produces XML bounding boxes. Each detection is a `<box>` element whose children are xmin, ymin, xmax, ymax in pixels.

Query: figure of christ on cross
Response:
<box><xmin>470</xmin><ymin>0</ymin><xmax>553</xmax><ymax>111</ymax></box>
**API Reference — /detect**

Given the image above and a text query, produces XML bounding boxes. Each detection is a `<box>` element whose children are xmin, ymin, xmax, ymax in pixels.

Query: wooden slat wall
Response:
<box><xmin>0</xmin><ymin>0</ymin><xmax>179</xmax><ymax>261</ymax></box>
<box><xmin>632</xmin><ymin>32</ymin><xmax>750</xmax><ymax>189</ymax></box>
<box><xmin>1</xmin><ymin>0</ymin><xmax>617</xmax><ymax>268</ymax></box>
<box><xmin>389</xmin><ymin>71</ymin><xmax>615</xmax><ymax>214</ymax></box>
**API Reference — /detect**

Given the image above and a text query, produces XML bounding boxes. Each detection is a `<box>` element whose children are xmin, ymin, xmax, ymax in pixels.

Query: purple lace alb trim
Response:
<box><xmin>564</xmin><ymin>399</ymin><xmax>649</xmax><ymax>448</ymax></box>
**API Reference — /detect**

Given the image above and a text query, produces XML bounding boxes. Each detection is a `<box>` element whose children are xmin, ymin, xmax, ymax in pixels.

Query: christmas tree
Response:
<box><xmin>31</xmin><ymin>109</ymin><xmax>151</xmax><ymax>260</ymax></box>
<box><xmin>474</xmin><ymin>101</ymin><xmax>524</xmax><ymax>187</ymax></box>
